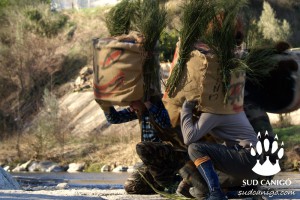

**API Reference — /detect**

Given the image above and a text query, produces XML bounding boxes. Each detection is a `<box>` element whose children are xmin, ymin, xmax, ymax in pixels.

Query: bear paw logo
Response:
<box><xmin>250</xmin><ymin>131</ymin><xmax>284</xmax><ymax>176</ymax></box>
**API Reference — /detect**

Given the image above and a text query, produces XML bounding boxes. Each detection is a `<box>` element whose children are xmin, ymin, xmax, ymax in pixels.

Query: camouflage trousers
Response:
<box><xmin>124</xmin><ymin>162</ymin><xmax>164</xmax><ymax>194</ymax></box>
<box><xmin>136</xmin><ymin>142</ymin><xmax>188</xmax><ymax>188</ymax></box>
<box><xmin>124</xmin><ymin>142</ymin><xmax>187</xmax><ymax>194</ymax></box>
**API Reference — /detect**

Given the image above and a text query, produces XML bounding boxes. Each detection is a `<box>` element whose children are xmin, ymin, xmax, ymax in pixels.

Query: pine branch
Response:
<box><xmin>134</xmin><ymin>0</ymin><xmax>167</xmax><ymax>100</ymax></box>
<box><xmin>105</xmin><ymin>0</ymin><xmax>136</xmax><ymax>36</ymax></box>
<box><xmin>203</xmin><ymin>0</ymin><xmax>248</xmax><ymax>94</ymax></box>
<box><xmin>244</xmin><ymin>47</ymin><xmax>278</xmax><ymax>85</ymax></box>
<box><xmin>166</xmin><ymin>0</ymin><xmax>216</xmax><ymax>96</ymax></box>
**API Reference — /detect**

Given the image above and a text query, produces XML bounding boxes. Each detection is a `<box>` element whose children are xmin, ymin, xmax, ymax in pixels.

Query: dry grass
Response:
<box><xmin>0</xmin><ymin>126</ymin><xmax>142</xmax><ymax>168</ymax></box>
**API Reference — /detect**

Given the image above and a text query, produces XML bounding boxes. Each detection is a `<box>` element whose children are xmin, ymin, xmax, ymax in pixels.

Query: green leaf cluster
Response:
<box><xmin>165</xmin><ymin>0</ymin><xmax>279</xmax><ymax>98</ymax></box>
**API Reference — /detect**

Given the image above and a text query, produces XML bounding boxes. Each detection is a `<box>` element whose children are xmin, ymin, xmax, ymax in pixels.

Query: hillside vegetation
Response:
<box><xmin>0</xmin><ymin>0</ymin><xmax>300</xmax><ymax>169</ymax></box>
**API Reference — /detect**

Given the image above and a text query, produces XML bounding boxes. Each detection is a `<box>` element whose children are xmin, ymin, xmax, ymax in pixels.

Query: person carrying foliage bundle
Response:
<box><xmin>93</xmin><ymin>0</ymin><xmax>186</xmax><ymax>195</ymax></box>
<box><xmin>161</xmin><ymin>0</ymin><xmax>276</xmax><ymax>199</ymax></box>
<box><xmin>101</xmin><ymin>94</ymin><xmax>180</xmax><ymax>194</ymax></box>
<box><xmin>179</xmin><ymin>42</ymin><xmax>299</xmax><ymax>200</ymax></box>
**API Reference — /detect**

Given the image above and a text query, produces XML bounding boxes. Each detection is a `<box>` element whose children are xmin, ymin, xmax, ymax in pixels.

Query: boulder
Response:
<box><xmin>12</xmin><ymin>160</ymin><xmax>33</xmax><ymax>172</ymax></box>
<box><xmin>39</xmin><ymin>161</ymin><xmax>59</xmax><ymax>172</ymax></box>
<box><xmin>0</xmin><ymin>167</ymin><xmax>21</xmax><ymax>190</ymax></box>
<box><xmin>46</xmin><ymin>165</ymin><xmax>67</xmax><ymax>173</ymax></box>
<box><xmin>67</xmin><ymin>163</ymin><xmax>85</xmax><ymax>172</ymax></box>
<box><xmin>127</xmin><ymin>166</ymin><xmax>135</xmax><ymax>173</ymax></box>
<box><xmin>3</xmin><ymin>166</ymin><xmax>10</xmax><ymax>172</ymax></box>
<box><xmin>28</xmin><ymin>161</ymin><xmax>59</xmax><ymax>172</ymax></box>
<box><xmin>27</xmin><ymin>161</ymin><xmax>40</xmax><ymax>172</ymax></box>
<box><xmin>100</xmin><ymin>165</ymin><xmax>111</xmax><ymax>172</ymax></box>
<box><xmin>56</xmin><ymin>182</ymin><xmax>69</xmax><ymax>189</ymax></box>
<box><xmin>79</xmin><ymin>66</ymin><xmax>93</xmax><ymax>76</ymax></box>
<box><xmin>112</xmin><ymin>165</ymin><xmax>128</xmax><ymax>172</ymax></box>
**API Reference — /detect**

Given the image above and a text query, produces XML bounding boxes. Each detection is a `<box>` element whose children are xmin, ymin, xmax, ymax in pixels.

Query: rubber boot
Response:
<box><xmin>194</xmin><ymin>156</ymin><xmax>227</xmax><ymax>200</ymax></box>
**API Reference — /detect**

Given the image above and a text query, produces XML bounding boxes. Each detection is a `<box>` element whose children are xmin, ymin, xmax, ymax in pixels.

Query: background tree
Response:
<box><xmin>257</xmin><ymin>1</ymin><xmax>291</xmax><ymax>42</ymax></box>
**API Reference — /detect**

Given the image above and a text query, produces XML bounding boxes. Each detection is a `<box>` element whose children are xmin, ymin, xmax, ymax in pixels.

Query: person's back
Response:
<box><xmin>181</xmin><ymin>101</ymin><xmax>257</xmax><ymax>148</ymax></box>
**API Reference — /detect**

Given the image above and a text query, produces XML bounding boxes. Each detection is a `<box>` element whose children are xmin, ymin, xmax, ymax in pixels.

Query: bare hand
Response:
<box><xmin>130</xmin><ymin>100</ymin><xmax>146</xmax><ymax>113</ymax></box>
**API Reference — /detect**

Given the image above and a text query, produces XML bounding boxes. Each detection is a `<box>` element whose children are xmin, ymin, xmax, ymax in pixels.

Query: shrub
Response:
<box><xmin>24</xmin><ymin>6</ymin><xmax>69</xmax><ymax>38</ymax></box>
<box><xmin>257</xmin><ymin>1</ymin><xmax>291</xmax><ymax>42</ymax></box>
<box><xmin>159</xmin><ymin>30</ymin><xmax>178</xmax><ymax>62</ymax></box>
<box><xmin>0</xmin><ymin>2</ymin><xmax>76</xmax><ymax>136</ymax></box>
<box><xmin>27</xmin><ymin>89</ymin><xmax>70</xmax><ymax>160</ymax></box>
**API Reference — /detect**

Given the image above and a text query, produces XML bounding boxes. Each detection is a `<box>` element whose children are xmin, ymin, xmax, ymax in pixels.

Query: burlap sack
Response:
<box><xmin>163</xmin><ymin>46</ymin><xmax>245</xmax><ymax>127</ymax></box>
<box><xmin>93</xmin><ymin>37</ymin><xmax>145</xmax><ymax>108</ymax></box>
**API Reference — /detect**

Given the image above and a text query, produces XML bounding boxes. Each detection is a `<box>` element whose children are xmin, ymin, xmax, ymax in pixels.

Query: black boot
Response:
<box><xmin>194</xmin><ymin>156</ymin><xmax>227</xmax><ymax>200</ymax></box>
<box><xmin>178</xmin><ymin>160</ymin><xmax>208</xmax><ymax>199</ymax></box>
<box><xmin>124</xmin><ymin>163</ymin><xmax>164</xmax><ymax>194</ymax></box>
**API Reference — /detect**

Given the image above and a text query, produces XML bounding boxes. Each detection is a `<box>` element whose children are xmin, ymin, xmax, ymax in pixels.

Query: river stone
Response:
<box><xmin>0</xmin><ymin>167</ymin><xmax>21</xmax><ymax>190</ymax></box>
<box><xmin>3</xmin><ymin>166</ymin><xmax>10</xmax><ymax>172</ymax></box>
<box><xmin>28</xmin><ymin>161</ymin><xmax>59</xmax><ymax>172</ymax></box>
<box><xmin>27</xmin><ymin>161</ymin><xmax>40</xmax><ymax>172</ymax></box>
<box><xmin>40</xmin><ymin>161</ymin><xmax>59</xmax><ymax>172</ymax></box>
<box><xmin>67</xmin><ymin>163</ymin><xmax>85</xmax><ymax>172</ymax></box>
<box><xmin>112</xmin><ymin>165</ymin><xmax>128</xmax><ymax>172</ymax></box>
<box><xmin>127</xmin><ymin>166</ymin><xmax>135</xmax><ymax>173</ymax></box>
<box><xmin>46</xmin><ymin>165</ymin><xmax>67</xmax><ymax>173</ymax></box>
<box><xmin>100</xmin><ymin>165</ymin><xmax>111</xmax><ymax>172</ymax></box>
<box><xmin>12</xmin><ymin>160</ymin><xmax>33</xmax><ymax>172</ymax></box>
<box><xmin>56</xmin><ymin>182</ymin><xmax>69</xmax><ymax>189</ymax></box>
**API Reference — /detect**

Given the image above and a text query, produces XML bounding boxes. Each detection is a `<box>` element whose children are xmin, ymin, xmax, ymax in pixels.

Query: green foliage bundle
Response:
<box><xmin>105</xmin><ymin>0</ymin><xmax>136</xmax><ymax>36</ymax></box>
<box><xmin>105</xmin><ymin>0</ymin><xmax>167</xmax><ymax>99</ymax></box>
<box><xmin>166</xmin><ymin>0</ymin><xmax>278</xmax><ymax>99</ymax></box>
<box><xmin>202</xmin><ymin>0</ymin><xmax>249</xmax><ymax>98</ymax></box>
<box><xmin>166</xmin><ymin>0</ymin><xmax>216</xmax><ymax>95</ymax></box>
<box><xmin>134</xmin><ymin>0</ymin><xmax>167</xmax><ymax>99</ymax></box>
<box><xmin>243</xmin><ymin>47</ymin><xmax>277</xmax><ymax>85</ymax></box>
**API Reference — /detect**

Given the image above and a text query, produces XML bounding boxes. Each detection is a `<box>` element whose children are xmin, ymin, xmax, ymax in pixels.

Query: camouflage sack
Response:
<box><xmin>93</xmin><ymin>34</ymin><xmax>146</xmax><ymax>107</ymax></box>
<box><xmin>164</xmin><ymin>44</ymin><xmax>245</xmax><ymax>127</ymax></box>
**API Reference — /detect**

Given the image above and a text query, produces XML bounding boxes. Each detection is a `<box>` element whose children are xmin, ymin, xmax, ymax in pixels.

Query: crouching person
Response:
<box><xmin>100</xmin><ymin>94</ymin><xmax>183</xmax><ymax>194</ymax></box>
<box><xmin>181</xmin><ymin>100</ymin><xmax>259</xmax><ymax>200</ymax></box>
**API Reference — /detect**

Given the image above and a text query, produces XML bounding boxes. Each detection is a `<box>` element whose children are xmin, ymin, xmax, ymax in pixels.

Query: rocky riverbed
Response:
<box><xmin>1</xmin><ymin>166</ymin><xmax>300</xmax><ymax>200</ymax></box>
